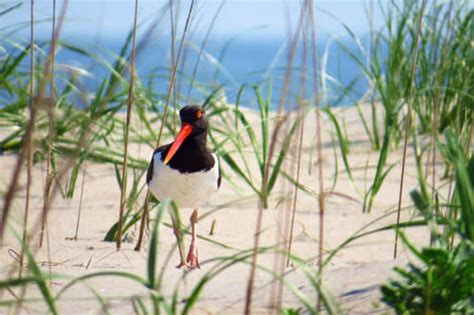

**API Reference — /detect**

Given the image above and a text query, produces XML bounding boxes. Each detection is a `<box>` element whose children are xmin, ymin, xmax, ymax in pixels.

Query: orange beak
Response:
<box><xmin>163</xmin><ymin>123</ymin><xmax>193</xmax><ymax>165</ymax></box>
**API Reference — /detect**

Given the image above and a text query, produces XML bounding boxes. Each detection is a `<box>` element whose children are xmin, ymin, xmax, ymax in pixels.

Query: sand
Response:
<box><xmin>0</xmin><ymin>104</ymin><xmax>445</xmax><ymax>314</ymax></box>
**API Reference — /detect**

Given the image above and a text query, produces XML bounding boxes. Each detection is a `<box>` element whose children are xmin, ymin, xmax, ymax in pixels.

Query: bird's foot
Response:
<box><xmin>185</xmin><ymin>241</ymin><xmax>200</xmax><ymax>269</ymax></box>
<box><xmin>175</xmin><ymin>261</ymin><xmax>188</xmax><ymax>269</ymax></box>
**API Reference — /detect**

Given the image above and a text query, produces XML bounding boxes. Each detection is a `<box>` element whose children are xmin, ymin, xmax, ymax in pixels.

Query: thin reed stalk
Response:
<box><xmin>269</xmin><ymin>153</ymin><xmax>292</xmax><ymax>314</ymax></box>
<box><xmin>286</xmin><ymin>123</ymin><xmax>306</xmax><ymax>261</ymax></box>
<box><xmin>117</xmin><ymin>0</ymin><xmax>139</xmax><ymax>251</ymax></box>
<box><xmin>8</xmin><ymin>82</ymin><xmax>115</xmax><ymax>285</ymax></box>
<box><xmin>185</xmin><ymin>1</ymin><xmax>225</xmax><ymax>103</ymax></box>
<box><xmin>286</xmin><ymin>24</ymin><xmax>308</xmax><ymax>267</ymax></box>
<box><xmin>156</xmin><ymin>0</ymin><xmax>195</xmax><ymax>146</ymax></box>
<box><xmin>3</xmin><ymin>0</ymin><xmax>68</xmax><ymax>271</ymax></box>
<box><xmin>42</xmin><ymin>0</ymin><xmax>58</xmax><ymax>288</ymax></box>
<box><xmin>393</xmin><ymin>0</ymin><xmax>426</xmax><ymax>259</ymax></box>
<box><xmin>39</xmin><ymin>0</ymin><xmax>57</xmax><ymax>248</ymax></box>
<box><xmin>430</xmin><ymin>0</ymin><xmax>454</xmax><ymax>221</ymax></box>
<box><xmin>34</xmin><ymin>0</ymin><xmax>68</xmax><ymax>248</ymax></box>
<box><xmin>135</xmin><ymin>0</ymin><xmax>196</xmax><ymax>251</ymax></box>
<box><xmin>73</xmin><ymin>165</ymin><xmax>87</xmax><ymax>240</ymax></box>
<box><xmin>367</xmin><ymin>0</ymin><xmax>380</xmax><ymax>150</ymax></box>
<box><xmin>18</xmin><ymin>0</ymin><xmax>35</xmax><ymax>278</ymax></box>
<box><xmin>305</xmin><ymin>0</ymin><xmax>326</xmax><ymax>309</ymax></box>
<box><xmin>267</xmin><ymin>16</ymin><xmax>311</xmax><ymax>309</ymax></box>
<box><xmin>244</xmin><ymin>2</ymin><xmax>308</xmax><ymax>314</ymax></box>
<box><xmin>0</xmin><ymin>32</ymin><xmax>36</xmax><ymax>239</ymax></box>
<box><xmin>1</xmin><ymin>1</ymin><xmax>150</xmax><ymax>288</ymax></box>
<box><xmin>168</xmin><ymin>0</ymin><xmax>178</xmax><ymax>133</ymax></box>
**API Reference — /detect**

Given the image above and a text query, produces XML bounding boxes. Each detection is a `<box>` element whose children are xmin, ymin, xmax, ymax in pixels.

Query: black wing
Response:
<box><xmin>146</xmin><ymin>145</ymin><xmax>169</xmax><ymax>184</ymax></box>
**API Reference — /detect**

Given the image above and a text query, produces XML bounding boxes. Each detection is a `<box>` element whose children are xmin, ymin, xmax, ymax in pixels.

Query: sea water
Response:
<box><xmin>1</xmin><ymin>34</ymin><xmax>373</xmax><ymax>109</ymax></box>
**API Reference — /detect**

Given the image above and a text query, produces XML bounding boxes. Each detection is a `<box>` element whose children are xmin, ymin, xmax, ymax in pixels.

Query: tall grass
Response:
<box><xmin>209</xmin><ymin>84</ymin><xmax>299</xmax><ymax>209</ymax></box>
<box><xmin>393</xmin><ymin>0</ymin><xmax>426</xmax><ymax>258</ymax></box>
<box><xmin>116</xmin><ymin>0</ymin><xmax>139</xmax><ymax>251</ymax></box>
<box><xmin>324</xmin><ymin>0</ymin><xmax>473</xmax><ymax>213</ymax></box>
<box><xmin>134</xmin><ymin>0</ymin><xmax>196</xmax><ymax>251</ymax></box>
<box><xmin>38</xmin><ymin>0</ymin><xmax>57</xmax><ymax>249</ymax></box>
<box><xmin>381</xmin><ymin>131</ymin><xmax>474</xmax><ymax>313</ymax></box>
<box><xmin>0</xmin><ymin>0</ymin><xmax>472</xmax><ymax>314</ymax></box>
<box><xmin>18</xmin><ymin>0</ymin><xmax>35</xmax><ymax>278</ymax></box>
<box><xmin>243</xmin><ymin>0</ymin><xmax>309</xmax><ymax>311</ymax></box>
<box><xmin>0</xmin><ymin>1</ymin><xmax>36</xmax><ymax>241</ymax></box>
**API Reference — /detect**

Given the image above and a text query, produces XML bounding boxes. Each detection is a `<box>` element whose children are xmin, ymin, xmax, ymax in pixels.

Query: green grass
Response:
<box><xmin>0</xmin><ymin>0</ymin><xmax>472</xmax><ymax>314</ymax></box>
<box><xmin>326</xmin><ymin>0</ymin><xmax>473</xmax><ymax>212</ymax></box>
<box><xmin>208</xmin><ymin>83</ymin><xmax>300</xmax><ymax>209</ymax></box>
<box><xmin>381</xmin><ymin>132</ymin><xmax>474</xmax><ymax>313</ymax></box>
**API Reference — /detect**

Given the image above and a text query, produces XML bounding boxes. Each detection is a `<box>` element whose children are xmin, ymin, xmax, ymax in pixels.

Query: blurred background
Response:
<box><xmin>1</xmin><ymin>0</ymin><xmax>386</xmax><ymax>108</ymax></box>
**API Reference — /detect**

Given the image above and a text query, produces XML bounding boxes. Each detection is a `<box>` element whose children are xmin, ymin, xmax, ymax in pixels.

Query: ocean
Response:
<box><xmin>4</xmin><ymin>34</ymin><xmax>372</xmax><ymax>110</ymax></box>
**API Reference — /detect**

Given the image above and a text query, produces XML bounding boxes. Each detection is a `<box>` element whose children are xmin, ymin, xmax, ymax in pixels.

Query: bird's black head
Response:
<box><xmin>179</xmin><ymin>105</ymin><xmax>208</xmax><ymax>135</ymax></box>
<box><xmin>162</xmin><ymin>105</ymin><xmax>209</xmax><ymax>165</ymax></box>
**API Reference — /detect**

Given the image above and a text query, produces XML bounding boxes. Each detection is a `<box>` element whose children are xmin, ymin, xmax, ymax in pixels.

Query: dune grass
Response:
<box><xmin>0</xmin><ymin>0</ymin><xmax>472</xmax><ymax>314</ymax></box>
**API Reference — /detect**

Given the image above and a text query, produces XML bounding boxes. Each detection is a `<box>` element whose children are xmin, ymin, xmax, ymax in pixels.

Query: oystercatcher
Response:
<box><xmin>146</xmin><ymin>105</ymin><xmax>221</xmax><ymax>269</ymax></box>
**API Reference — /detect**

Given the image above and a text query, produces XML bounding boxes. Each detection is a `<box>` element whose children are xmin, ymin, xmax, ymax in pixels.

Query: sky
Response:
<box><xmin>1</xmin><ymin>0</ymin><xmax>384</xmax><ymax>41</ymax></box>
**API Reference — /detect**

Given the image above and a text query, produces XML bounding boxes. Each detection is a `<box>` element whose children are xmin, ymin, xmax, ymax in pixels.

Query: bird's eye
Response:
<box><xmin>196</xmin><ymin>111</ymin><xmax>203</xmax><ymax>119</ymax></box>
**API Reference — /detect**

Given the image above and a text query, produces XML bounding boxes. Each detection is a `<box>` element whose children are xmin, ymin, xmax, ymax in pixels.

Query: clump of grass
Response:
<box><xmin>209</xmin><ymin>83</ymin><xmax>300</xmax><ymax>209</ymax></box>
<box><xmin>330</xmin><ymin>0</ymin><xmax>473</xmax><ymax>212</ymax></box>
<box><xmin>381</xmin><ymin>131</ymin><xmax>474</xmax><ymax>313</ymax></box>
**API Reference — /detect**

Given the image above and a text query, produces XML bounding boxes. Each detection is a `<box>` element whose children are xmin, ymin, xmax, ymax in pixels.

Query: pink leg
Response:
<box><xmin>186</xmin><ymin>209</ymin><xmax>200</xmax><ymax>269</ymax></box>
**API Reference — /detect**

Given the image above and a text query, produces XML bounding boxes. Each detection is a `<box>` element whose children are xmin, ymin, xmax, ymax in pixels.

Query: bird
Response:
<box><xmin>146</xmin><ymin>105</ymin><xmax>221</xmax><ymax>269</ymax></box>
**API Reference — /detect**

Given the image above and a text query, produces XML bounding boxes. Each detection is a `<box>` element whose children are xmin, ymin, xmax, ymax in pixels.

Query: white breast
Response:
<box><xmin>147</xmin><ymin>152</ymin><xmax>220</xmax><ymax>209</ymax></box>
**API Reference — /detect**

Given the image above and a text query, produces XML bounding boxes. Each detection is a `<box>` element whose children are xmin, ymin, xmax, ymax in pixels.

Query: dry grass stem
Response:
<box><xmin>116</xmin><ymin>0</ymin><xmax>140</xmax><ymax>251</ymax></box>
<box><xmin>244</xmin><ymin>2</ymin><xmax>309</xmax><ymax>314</ymax></box>
<box><xmin>39</xmin><ymin>0</ymin><xmax>57</xmax><ymax>249</ymax></box>
<box><xmin>18</xmin><ymin>0</ymin><xmax>36</xmax><ymax>277</ymax></box>
<box><xmin>73</xmin><ymin>165</ymin><xmax>87</xmax><ymax>240</ymax></box>
<box><xmin>135</xmin><ymin>0</ymin><xmax>196</xmax><ymax>251</ymax></box>
<box><xmin>393</xmin><ymin>0</ymin><xmax>426</xmax><ymax>259</ymax></box>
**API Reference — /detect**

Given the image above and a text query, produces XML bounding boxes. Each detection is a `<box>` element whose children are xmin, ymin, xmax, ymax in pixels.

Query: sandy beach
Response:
<box><xmin>0</xmin><ymin>103</ymin><xmax>442</xmax><ymax>314</ymax></box>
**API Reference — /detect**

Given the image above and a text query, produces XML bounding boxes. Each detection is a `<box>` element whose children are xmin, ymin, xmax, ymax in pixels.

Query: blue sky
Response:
<box><xmin>1</xmin><ymin>1</ymin><xmax>383</xmax><ymax>41</ymax></box>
